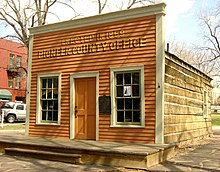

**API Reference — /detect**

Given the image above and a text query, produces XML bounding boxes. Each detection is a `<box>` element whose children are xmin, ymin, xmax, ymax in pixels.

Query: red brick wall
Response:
<box><xmin>0</xmin><ymin>38</ymin><xmax>27</xmax><ymax>102</ymax></box>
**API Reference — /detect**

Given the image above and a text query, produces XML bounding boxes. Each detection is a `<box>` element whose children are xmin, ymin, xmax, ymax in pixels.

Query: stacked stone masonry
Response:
<box><xmin>164</xmin><ymin>53</ymin><xmax>212</xmax><ymax>144</ymax></box>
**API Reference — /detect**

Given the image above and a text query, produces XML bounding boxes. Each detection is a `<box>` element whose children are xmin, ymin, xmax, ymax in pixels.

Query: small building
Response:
<box><xmin>27</xmin><ymin>3</ymin><xmax>212</xmax><ymax>144</ymax></box>
<box><xmin>211</xmin><ymin>87</ymin><xmax>220</xmax><ymax>113</ymax></box>
<box><xmin>0</xmin><ymin>38</ymin><xmax>27</xmax><ymax>102</ymax></box>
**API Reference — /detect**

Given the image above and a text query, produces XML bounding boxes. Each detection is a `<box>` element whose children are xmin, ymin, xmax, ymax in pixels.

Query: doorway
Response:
<box><xmin>72</xmin><ymin>76</ymin><xmax>97</xmax><ymax>140</ymax></box>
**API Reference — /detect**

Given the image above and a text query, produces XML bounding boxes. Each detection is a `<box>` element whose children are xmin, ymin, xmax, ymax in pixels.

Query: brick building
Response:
<box><xmin>0</xmin><ymin>38</ymin><xmax>27</xmax><ymax>102</ymax></box>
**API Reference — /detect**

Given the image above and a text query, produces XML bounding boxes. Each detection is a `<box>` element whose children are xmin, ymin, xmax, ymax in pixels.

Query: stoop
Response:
<box><xmin>0</xmin><ymin>135</ymin><xmax>176</xmax><ymax>169</ymax></box>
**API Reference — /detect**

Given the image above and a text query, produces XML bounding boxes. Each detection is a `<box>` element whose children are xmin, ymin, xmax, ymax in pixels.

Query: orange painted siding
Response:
<box><xmin>29</xmin><ymin>15</ymin><xmax>156</xmax><ymax>143</ymax></box>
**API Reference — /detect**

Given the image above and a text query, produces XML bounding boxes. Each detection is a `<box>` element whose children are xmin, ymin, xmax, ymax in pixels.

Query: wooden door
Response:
<box><xmin>75</xmin><ymin>77</ymin><xmax>96</xmax><ymax>140</ymax></box>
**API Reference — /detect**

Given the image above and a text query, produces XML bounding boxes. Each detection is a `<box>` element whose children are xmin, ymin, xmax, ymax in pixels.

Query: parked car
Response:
<box><xmin>1</xmin><ymin>102</ymin><xmax>26</xmax><ymax>123</ymax></box>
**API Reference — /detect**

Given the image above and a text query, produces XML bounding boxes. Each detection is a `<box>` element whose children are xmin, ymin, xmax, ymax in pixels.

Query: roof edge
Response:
<box><xmin>165</xmin><ymin>51</ymin><xmax>212</xmax><ymax>81</ymax></box>
<box><xmin>29</xmin><ymin>3</ymin><xmax>166</xmax><ymax>35</ymax></box>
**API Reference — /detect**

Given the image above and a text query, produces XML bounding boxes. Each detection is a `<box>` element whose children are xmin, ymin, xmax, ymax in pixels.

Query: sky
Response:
<box><xmin>163</xmin><ymin>0</ymin><xmax>218</xmax><ymax>46</ymax></box>
<box><xmin>0</xmin><ymin>0</ymin><xmax>218</xmax><ymax>47</ymax></box>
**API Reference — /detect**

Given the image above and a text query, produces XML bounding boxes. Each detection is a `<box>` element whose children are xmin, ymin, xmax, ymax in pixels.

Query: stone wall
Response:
<box><xmin>164</xmin><ymin>52</ymin><xmax>212</xmax><ymax>144</ymax></box>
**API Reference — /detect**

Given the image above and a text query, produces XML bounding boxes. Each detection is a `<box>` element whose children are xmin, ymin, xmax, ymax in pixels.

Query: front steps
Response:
<box><xmin>4</xmin><ymin>147</ymin><xmax>82</xmax><ymax>164</ymax></box>
<box><xmin>0</xmin><ymin>135</ymin><xmax>176</xmax><ymax>169</ymax></box>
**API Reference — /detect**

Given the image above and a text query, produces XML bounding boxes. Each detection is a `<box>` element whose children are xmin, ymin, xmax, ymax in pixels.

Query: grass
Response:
<box><xmin>211</xmin><ymin>114</ymin><xmax>220</xmax><ymax>126</ymax></box>
<box><xmin>0</xmin><ymin>123</ymin><xmax>25</xmax><ymax>130</ymax></box>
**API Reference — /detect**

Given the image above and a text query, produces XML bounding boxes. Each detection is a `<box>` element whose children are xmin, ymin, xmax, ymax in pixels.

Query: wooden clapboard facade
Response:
<box><xmin>27</xmin><ymin>3</ymin><xmax>212</xmax><ymax>145</ymax></box>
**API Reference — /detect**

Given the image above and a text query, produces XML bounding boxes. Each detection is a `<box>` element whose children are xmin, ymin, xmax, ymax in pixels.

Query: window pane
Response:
<box><xmin>123</xmin><ymin>86</ymin><xmax>131</xmax><ymax>97</ymax></box>
<box><xmin>116</xmin><ymin>74</ymin><xmax>123</xmax><ymax>85</ymax></box>
<box><xmin>9</xmin><ymin>54</ymin><xmax>14</xmax><ymax>68</ymax></box>
<box><xmin>42</xmin><ymin>89</ymin><xmax>46</xmax><ymax>99</ymax></box>
<box><xmin>48</xmin><ymin>100</ymin><xmax>54</xmax><ymax>110</ymax></box>
<box><xmin>125</xmin><ymin>111</ymin><xmax>132</xmax><ymax>122</ymax></box>
<box><xmin>133</xmin><ymin>98</ymin><xmax>140</xmax><ymax>110</ymax></box>
<box><xmin>132</xmin><ymin>85</ymin><xmax>139</xmax><ymax>96</ymax></box>
<box><xmin>124</xmin><ymin>73</ymin><xmax>131</xmax><ymax>84</ymax></box>
<box><xmin>117</xmin><ymin>111</ymin><xmax>124</xmax><ymax>122</ymax></box>
<box><xmin>42</xmin><ymin>79</ymin><xmax>47</xmax><ymax>88</ymax></box>
<box><xmin>48</xmin><ymin>111</ymin><xmax>52</xmax><ymax>120</ymax></box>
<box><xmin>42</xmin><ymin>111</ymin><xmax>47</xmax><ymax>120</ymax></box>
<box><xmin>53</xmin><ymin>78</ymin><xmax>58</xmax><ymax>88</ymax></box>
<box><xmin>53</xmin><ymin>89</ymin><xmax>58</xmax><ymax>98</ymax></box>
<box><xmin>16</xmin><ymin>56</ymin><xmax>21</xmax><ymax>67</ymax></box>
<box><xmin>116</xmin><ymin>86</ymin><xmax>123</xmax><ymax>97</ymax></box>
<box><xmin>48</xmin><ymin>79</ymin><xmax>52</xmax><ymax>88</ymax></box>
<box><xmin>53</xmin><ymin>111</ymin><xmax>58</xmax><ymax>121</ymax></box>
<box><xmin>117</xmin><ymin>99</ymin><xmax>124</xmax><ymax>110</ymax></box>
<box><xmin>16</xmin><ymin>105</ymin><xmax>24</xmax><ymax>110</ymax></box>
<box><xmin>132</xmin><ymin>72</ymin><xmax>139</xmax><ymax>84</ymax></box>
<box><xmin>125</xmin><ymin>99</ymin><xmax>132</xmax><ymax>110</ymax></box>
<box><xmin>47</xmin><ymin>89</ymin><xmax>52</xmax><ymax>98</ymax></box>
<box><xmin>42</xmin><ymin>100</ymin><xmax>47</xmax><ymax>110</ymax></box>
<box><xmin>54</xmin><ymin>100</ymin><xmax>58</xmax><ymax>110</ymax></box>
<box><xmin>133</xmin><ymin>111</ymin><xmax>140</xmax><ymax>122</ymax></box>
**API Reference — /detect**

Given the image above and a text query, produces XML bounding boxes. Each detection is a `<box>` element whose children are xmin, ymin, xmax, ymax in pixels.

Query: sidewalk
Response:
<box><xmin>148</xmin><ymin>127</ymin><xmax>220</xmax><ymax>172</ymax></box>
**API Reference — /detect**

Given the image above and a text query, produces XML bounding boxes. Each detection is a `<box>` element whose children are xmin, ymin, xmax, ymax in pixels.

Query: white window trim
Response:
<box><xmin>110</xmin><ymin>65</ymin><xmax>145</xmax><ymax>128</ymax></box>
<box><xmin>36</xmin><ymin>72</ymin><xmax>61</xmax><ymax>125</ymax></box>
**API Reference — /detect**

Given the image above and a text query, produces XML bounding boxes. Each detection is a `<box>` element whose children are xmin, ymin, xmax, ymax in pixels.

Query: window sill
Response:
<box><xmin>110</xmin><ymin>125</ymin><xmax>145</xmax><ymax>128</ymax></box>
<box><xmin>36</xmin><ymin>122</ymin><xmax>60</xmax><ymax>126</ymax></box>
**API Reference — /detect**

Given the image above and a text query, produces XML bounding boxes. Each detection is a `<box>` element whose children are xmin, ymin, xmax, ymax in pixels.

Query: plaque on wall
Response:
<box><xmin>99</xmin><ymin>96</ymin><xmax>111</xmax><ymax>115</ymax></box>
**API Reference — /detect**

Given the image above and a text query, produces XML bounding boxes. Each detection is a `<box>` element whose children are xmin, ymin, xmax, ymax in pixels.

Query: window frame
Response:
<box><xmin>16</xmin><ymin>105</ymin><xmax>24</xmax><ymax>110</ymax></box>
<box><xmin>110</xmin><ymin>66</ymin><xmax>145</xmax><ymax>128</ymax></box>
<box><xmin>203</xmin><ymin>90</ymin><xmax>209</xmax><ymax>119</ymax></box>
<box><xmin>15</xmin><ymin>77</ymin><xmax>20</xmax><ymax>89</ymax></box>
<box><xmin>16</xmin><ymin>56</ymin><xmax>22</xmax><ymax>67</ymax></box>
<box><xmin>9</xmin><ymin>54</ymin><xmax>14</xmax><ymax>68</ymax></box>
<box><xmin>8</xmin><ymin>77</ymin><xmax>14</xmax><ymax>88</ymax></box>
<box><xmin>36</xmin><ymin>73</ymin><xmax>61</xmax><ymax>125</ymax></box>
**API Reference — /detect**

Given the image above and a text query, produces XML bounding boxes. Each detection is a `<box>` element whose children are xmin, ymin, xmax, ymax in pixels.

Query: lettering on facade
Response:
<box><xmin>37</xmin><ymin>30</ymin><xmax>147</xmax><ymax>59</ymax></box>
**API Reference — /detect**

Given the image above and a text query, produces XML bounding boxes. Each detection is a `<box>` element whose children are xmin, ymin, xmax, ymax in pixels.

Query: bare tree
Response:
<box><xmin>198</xmin><ymin>1</ymin><xmax>220</xmax><ymax>62</ymax></box>
<box><xmin>127</xmin><ymin>0</ymin><xmax>156</xmax><ymax>9</ymax></box>
<box><xmin>169</xmin><ymin>40</ymin><xmax>216</xmax><ymax>76</ymax></box>
<box><xmin>97</xmin><ymin>0</ymin><xmax>108</xmax><ymax>14</ymax></box>
<box><xmin>95</xmin><ymin>0</ymin><xmax>156</xmax><ymax>15</ymax></box>
<box><xmin>0</xmin><ymin>0</ymin><xmax>76</xmax><ymax>49</ymax></box>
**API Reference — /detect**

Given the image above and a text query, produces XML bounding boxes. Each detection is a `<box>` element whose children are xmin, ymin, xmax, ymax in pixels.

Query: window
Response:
<box><xmin>37</xmin><ymin>73</ymin><xmax>61</xmax><ymax>124</ymax></box>
<box><xmin>111</xmin><ymin>66</ymin><xmax>144</xmax><ymax>127</ymax></box>
<box><xmin>16</xmin><ymin>105</ymin><xmax>24</xmax><ymax>110</ymax></box>
<box><xmin>203</xmin><ymin>90</ymin><xmax>209</xmax><ymax>119</ymax></box>
<box><xmin>8</xmin><ymin>77</ymin><xmax>13</xmax><ymax>88</ymax></box>
<box><xmin>9</xmin><ymin>54</ymin><xmax>14</xmax><ymax>68</ymax></box>
<box><xmin>16</xmin><ymin>77</ymin><xmax>20</xmax><ymax>89</ymax></box>
<box><xmin>16</xmin><ymin>56</ymin><xmax>22</xmax><ymax>67</ymax></box>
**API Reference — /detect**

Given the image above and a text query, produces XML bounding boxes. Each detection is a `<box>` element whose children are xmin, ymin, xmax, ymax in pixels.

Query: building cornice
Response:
<box><xmin>29</xmin><ymin>3</ymin><xmax>166</xmax><ymax>35</ymax></box>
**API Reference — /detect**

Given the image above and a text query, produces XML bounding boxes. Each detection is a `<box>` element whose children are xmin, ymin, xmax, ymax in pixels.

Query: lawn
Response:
<box><xmin>0</xmin><ymin>123</ymin><xmax>25</xmax><ymax>130</ymax></box>
<box><xmin>211</xmin><ymin>114</ymin><xmax>220</xmax><ymax>126</ymax></box>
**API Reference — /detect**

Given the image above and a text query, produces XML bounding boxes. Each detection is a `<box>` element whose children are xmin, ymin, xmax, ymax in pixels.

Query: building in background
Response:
<box><xmin>0</xmin><ymin>38</ymin><xmax>27</xmax><ymax>102</ymax></box>
<box><xmin>211</xmin><ymin>87</ymin><xmax>220</xmax><ymax>113</ymax></box>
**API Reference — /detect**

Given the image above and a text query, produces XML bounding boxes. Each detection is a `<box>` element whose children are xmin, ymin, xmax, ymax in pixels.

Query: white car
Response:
<box><xmin>1</xmin><ymin>102</ymin><xmax>26</xmax><ymax>123</ymax></box>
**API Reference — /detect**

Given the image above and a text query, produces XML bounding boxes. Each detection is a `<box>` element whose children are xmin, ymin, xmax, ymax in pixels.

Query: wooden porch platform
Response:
<box><xmin>0</xmin><ymin>135</ymin><xmax>176</xmax><ymax>170</ymax></box>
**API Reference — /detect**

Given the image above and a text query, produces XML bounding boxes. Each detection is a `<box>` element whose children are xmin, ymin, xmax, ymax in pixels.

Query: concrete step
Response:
<box><xmin>4</xmin><ymin>147</ymin><xmax>82</xmax><ymax>164</ymax></box>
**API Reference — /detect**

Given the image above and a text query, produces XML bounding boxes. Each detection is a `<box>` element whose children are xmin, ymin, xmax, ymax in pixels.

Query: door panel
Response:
<box><xmin>75</xmin><ymin>77</ymin><xmax>96</xmax><ymax>140</ymax></box>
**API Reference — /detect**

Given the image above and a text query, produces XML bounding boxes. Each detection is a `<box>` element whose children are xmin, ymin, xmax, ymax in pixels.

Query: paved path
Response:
<box><xmin>148</xmin><ymin>127</ymin><xmax>220</xmax><ymax>172</ymax></box>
